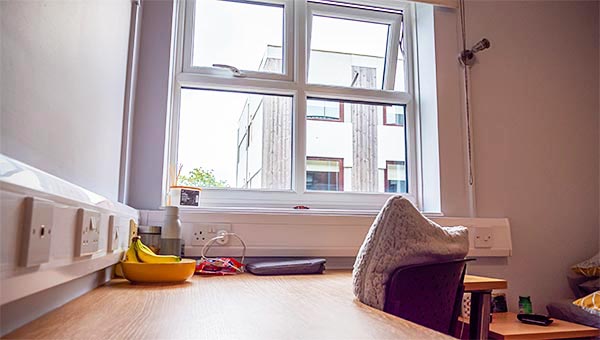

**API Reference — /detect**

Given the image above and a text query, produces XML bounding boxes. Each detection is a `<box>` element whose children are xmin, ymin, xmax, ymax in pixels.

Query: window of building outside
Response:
<box><xmin>307</xmin><ymin>99</ymin><xmax>343</xmax><ymax>122</ymax></box>
<box><xmin>306</xmin><ymin>158</ymin><xmax>344</xmax><ymax>191</ymax></box>
<box><xmin>385</xmin><ymin>161</ymin><xmax>407</xmax><ymax>193</ymax></box>
<box><xmin>384</xmin><ymin>105</ymin><xmax>406</xmax><ymax>126</ymax></box>
<box><xmin>171</xmin><ymin>0</ymin><xmax>416</xmax><ymax>209</ymax></box>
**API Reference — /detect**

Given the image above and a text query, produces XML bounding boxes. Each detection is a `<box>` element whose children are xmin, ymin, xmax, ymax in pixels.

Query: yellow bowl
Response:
<box><xmin>121</xmin><ymin>259</ymin><xmax>196</xmax><ymax>283</ymax></box>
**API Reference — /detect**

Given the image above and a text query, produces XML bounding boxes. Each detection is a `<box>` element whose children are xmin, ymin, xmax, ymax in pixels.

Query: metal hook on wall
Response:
<box><xmin>459</xmin><ymin>38</ymin><xmax>491</xmax><ymax>67</ymax></box>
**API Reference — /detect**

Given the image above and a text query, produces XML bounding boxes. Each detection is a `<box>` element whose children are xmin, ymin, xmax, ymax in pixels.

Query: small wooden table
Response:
<box><xmin>466</xmin><ymin>312</ymin><xmax>600</xmax><ymax>339</ymax></box>
<box><xmin>464</xmin><ymin>274</ymin><xmax>508</xmax><ymax>340</ymax></box>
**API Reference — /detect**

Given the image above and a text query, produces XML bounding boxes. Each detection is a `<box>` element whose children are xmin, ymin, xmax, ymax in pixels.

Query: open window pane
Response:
<box><xmin>178</xmin><ymin>89</ymin><xmax>292</xmax><ymax>190</ymax></box>
<box><xmin>192</xmin><ymin>0</ymin><xmax>284</xmax><ymax>73</ymax></box>
<box><xmin>306</xmin><ymin>101</ymin><xmax>407</xmax><ymax>193</ymax></box>
<box><xmin>394</xmin><ymin>45</ymin><xmax>406</xmax><ymax>91</ymax></box>
<box><xmin>308</xmin><ymin>15</ymin><xmax>389</xmax><ymax>89</ymax></box>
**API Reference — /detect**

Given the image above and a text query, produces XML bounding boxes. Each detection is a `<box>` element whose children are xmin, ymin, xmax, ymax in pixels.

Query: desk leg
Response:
<box><xmin>469</xmin><ymin>290</ymin><xmax>491</xmax><ymax>340</ymax></box>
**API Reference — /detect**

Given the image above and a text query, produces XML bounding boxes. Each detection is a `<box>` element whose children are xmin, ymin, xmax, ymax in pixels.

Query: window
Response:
<box><xmin>384</xmin><ymin>105</ymin><xmax>406</xmax><ymax>126</ymax></box>
<box><xmin>306</xmin><ymin>157</ymin><xmax>344</xmax><ymax>191</ymax></box>
<box><xmin>178</xmin><ymin>89</ymin><xmax>292</xmax><ymax>190</ymax></box>
<box><xmin>191</xmin><ymin>0</ymin><xmax>284</xmax><ymax>73</ymax></box>
<box><xmin>169</xmin><ymin>0</ymin><xmax>417</xmax><ymax>210</ymax></box>
<box><xmin>307</xmin><ymin>99</ymin><xmax>343</xmax><ymax>121</ymax></box>
<box><xmin>384</xmin><ymin>161</ymin><xmax>407</xmax><ymax>193</ymax></box>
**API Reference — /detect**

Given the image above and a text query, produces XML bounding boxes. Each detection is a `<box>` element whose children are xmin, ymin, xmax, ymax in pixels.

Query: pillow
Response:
<box><xmin>572</xmin><ymin>252</ymin><xmax>600</xmax><ymax>277</ymax></box>
<box><xmin>352</xmin><ymin>196</ymin><xmax>469</xmax><ymax>310</ymax></box>
<box><xmin>579</xmin><ymin>278</ymin><xmax>600</xmax><ymax>295</ymax></box>
<box><xmin>573</xmin><ymin>291</ymin><xmax>600</xmax><ymax>316</ymax></box>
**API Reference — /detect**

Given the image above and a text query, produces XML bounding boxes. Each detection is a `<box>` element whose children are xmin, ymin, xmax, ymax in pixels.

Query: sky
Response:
<box><xmin>178</xmin><ymin>0</ymin><xmax>402</xmax><ymax>187</ymax></box>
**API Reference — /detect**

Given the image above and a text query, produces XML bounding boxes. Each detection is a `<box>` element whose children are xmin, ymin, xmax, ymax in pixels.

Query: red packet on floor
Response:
<box><xmin>195</xmin><ymin>257</ymin><xmax>244</xmax><ymax>275</ymax></box>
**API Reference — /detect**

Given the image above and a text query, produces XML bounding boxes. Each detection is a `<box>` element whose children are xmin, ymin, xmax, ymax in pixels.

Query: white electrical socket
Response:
<box><xmin>75</xmin><ymin>208</ymin><xmax>101</xmax><ymax>257</ymax></box>
<box><xmin>190</xmin><ymin>224</ymin><xmax>231</xmax><ymax>246</ymax></box>
<box><xmin>20</xmin><ymin>197</ymin><xmax>54</xmax><ymax>267</ymax></box>
<box><xmin>107</xmin><ymin>215</ymin><xmax>119</xmax><ymax>252</ymax></box>
<box><xmin>473</xmin><ymin>227</ymin><xmax>493</xmax><ymax>248</ymax></box>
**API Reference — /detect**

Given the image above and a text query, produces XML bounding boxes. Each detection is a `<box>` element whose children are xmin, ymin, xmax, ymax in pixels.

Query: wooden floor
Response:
<box><xmin>5</xmin><ymin>270</ymin><xmax>453</xmax><ymax>339</ymax></box>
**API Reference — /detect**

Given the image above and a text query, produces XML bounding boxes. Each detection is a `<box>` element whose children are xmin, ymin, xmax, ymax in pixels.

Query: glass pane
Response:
<box><xmin>306</xmin><ymin>158</ymin><xmax>342</xmax><ymax>191</ymax></box>
<box><xmin>178</xmin><ymin>89</ymin><xmax>292</xmax><ymax>190</ymax></box>
<box><xmin>306</xmin><ymin>101</ymin><xmax>407</xmax><ymax>193</ymax></box>
<box><xmin>193</xmin><ymin>0</ymin><xmax>284</xmax><ymax>73</ymax></box>
<box><xmin>394</xmin><ymin>40</ymin><xmax>406</xmax><ymax>91</ymax></box>
<box><xmin>307</xmin><ymin>99</ymin><xmax>341</xmax><ymax>121</ymax></box>
<box><xmin>308</xmin><ymin>15</ymin><xmax>389</xmax><ymax>89</ymax></box>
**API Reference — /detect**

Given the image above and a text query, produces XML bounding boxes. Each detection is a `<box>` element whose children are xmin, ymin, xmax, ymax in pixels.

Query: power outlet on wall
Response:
<box><xmin>75</xmin><ymin>208</ymin><xmax>101</xmax><ymax>257</ymax></box>
<box><xmin>473</xmin><ymin>227</ymin><xmax>493</xmax><ymax>248</ymax></box>
<box><xmin>20</xmin><ymin>197</ymin><xmax>54</xmax><ymax>267</ymax></box>
<box><xmin>107</xmin><ymin>215</ymin><xmax>120</xmax><ymax>252</ymax></box>
<box><xmin>190</xmin><ymin>224</ymin><xmax>232</xmax><ymax>246</ymax></box>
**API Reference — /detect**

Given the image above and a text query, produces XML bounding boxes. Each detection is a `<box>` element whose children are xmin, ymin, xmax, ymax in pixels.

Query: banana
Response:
<box><xmin>132</xmin><ymin>237</ymin><xmax>181</xmax><ymax>263</ymax></box>
<box><xmin>123</xmin><ymin>244</ymin><xmax>139</xmax><ymax>263</ymax></box>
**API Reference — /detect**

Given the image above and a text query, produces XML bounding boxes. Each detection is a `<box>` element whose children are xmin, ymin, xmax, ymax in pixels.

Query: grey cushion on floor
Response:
<box><xmin>352</xmin><ymin>196</ymin><xmax>469</xmax><ymax>310</ymax></box>
<box><xmin>547</xmin><ymin>299</ymin><xmax>600</xmax><ymax>328</ymax></box>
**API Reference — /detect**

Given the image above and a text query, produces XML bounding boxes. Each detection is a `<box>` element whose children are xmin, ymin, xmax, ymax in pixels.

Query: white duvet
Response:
<box><xmin>352</xmin><ymin>196</ymin><xmax>469</xmax><ymax>310</ymax></box>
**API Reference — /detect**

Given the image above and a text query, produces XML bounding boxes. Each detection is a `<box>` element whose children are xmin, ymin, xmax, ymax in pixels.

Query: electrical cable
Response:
<box><xmin>200</xmin><ymin>232</ymin><xmax>247</xmax><ymax>273</ymax></box>
<box><xmin>459</xmin><ymin>0</ymin><xmax>474</xmax><ymax>187</ymax></box>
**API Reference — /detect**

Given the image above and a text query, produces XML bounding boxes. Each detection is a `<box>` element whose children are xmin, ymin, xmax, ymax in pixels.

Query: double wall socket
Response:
<box><xmin>75</xmin><ymin>208</ymin><xmax>101</xmax><ymax>257</ymax></box>
<box><xmin>20</xmin><ymin>197</ymin><xmax>54</xmax><ymax>267</ymax></box>
<box><xmin>473</xmin><ymin>227</ymin><xmax>493</xmax><ymax>248</ymax></box>
<box><xmin>190</xmin><ymin>224</ymin><xmax>232</xmax><ymax>246</ymax></box>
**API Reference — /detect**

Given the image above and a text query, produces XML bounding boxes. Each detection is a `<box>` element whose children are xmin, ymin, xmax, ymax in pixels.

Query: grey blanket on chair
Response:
<box><xmin>352</xmin><ymin>196</ymin><xmax>469</xmax><ymax>310</ymax></box>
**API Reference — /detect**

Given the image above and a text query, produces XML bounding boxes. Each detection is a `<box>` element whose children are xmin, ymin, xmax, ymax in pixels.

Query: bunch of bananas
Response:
<box><xmin>124</xmin><ymin>236</ymin><xmax>181</xmax><ymax>263</ymax></box>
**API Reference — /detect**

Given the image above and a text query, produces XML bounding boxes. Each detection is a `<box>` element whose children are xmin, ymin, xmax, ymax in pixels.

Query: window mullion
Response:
<box><xmin>295</xmin><ymin>0</ymin><xmax>308</xmax><ymax>195</ymax></box>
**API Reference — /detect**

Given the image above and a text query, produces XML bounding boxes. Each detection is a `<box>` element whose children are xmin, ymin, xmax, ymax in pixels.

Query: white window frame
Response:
<box><xmin>182</xmin><ymin>0</ymin><xmax>295</xmax><ymax>81</ymax></box>
<box><xmin>165</xmin><ymin>0</ymin><xmax>422</xmax><ymax>211</ymax></box>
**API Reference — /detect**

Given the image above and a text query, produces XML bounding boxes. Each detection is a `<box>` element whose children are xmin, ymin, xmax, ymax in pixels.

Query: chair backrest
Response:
<box><xmin>383</xmin><ymin>258</ymin><xmax>471</xmax><ymax>336</ymax></box>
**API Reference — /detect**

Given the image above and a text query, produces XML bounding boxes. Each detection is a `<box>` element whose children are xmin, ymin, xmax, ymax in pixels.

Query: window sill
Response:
<box><xmin>157</xmin><ymin>205</ymin><xmax>443</xmax><ymax>217</ymax></box>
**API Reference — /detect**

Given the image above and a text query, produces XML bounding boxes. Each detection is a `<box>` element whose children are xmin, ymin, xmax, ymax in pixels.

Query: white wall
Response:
<box><xmin>127</xmin><ymin>0</ymin><xmax>599</xmax><ymax>311</ymax></box>
<box><xmin>128</xmin><ymin>0</ymin><xmax>173</xmax><ymax>209</ymax></box>
<box><xmin>0</xmin><ymin>0</ymin><xmax>131</xmax><ymax>201</ymax></box>
<box><xmin>434</xmin><ymin>1</ymin><xmax>599</xmax><ymax>311</ymax></box>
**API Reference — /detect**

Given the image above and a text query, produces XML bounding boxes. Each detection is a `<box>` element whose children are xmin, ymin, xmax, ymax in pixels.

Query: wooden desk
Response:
<box><xmin>463</xmin><ymin>274</ymin><xmax>508</xmax><ymax>340</ymax></box>
<box><xmin>464</xmin><ymin>275</ymin><xmax>508</xmax><ymax>291</ymax></box>
<box><xmin>5</xmin><ymin>271</ymin><xmax>453</xmax><ymax>339</ymax></box>
<box><xmin>466</xmin><ymin>312</ymin><xmax>600</xmax><ymax>339</ymax></box>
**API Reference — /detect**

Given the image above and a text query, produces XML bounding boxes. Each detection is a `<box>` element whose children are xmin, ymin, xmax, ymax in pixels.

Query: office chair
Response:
<box><xmin>383</xmin><ymin>258</ymin><xmax>472</xmax><ymax>336</ymax></box>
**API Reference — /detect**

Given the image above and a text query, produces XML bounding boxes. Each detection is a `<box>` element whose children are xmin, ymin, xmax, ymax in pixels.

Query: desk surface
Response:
<box><xmin>6</xmin><ymin>270</ymin><xmax>460</xmax><ymax>339</ymax></box>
